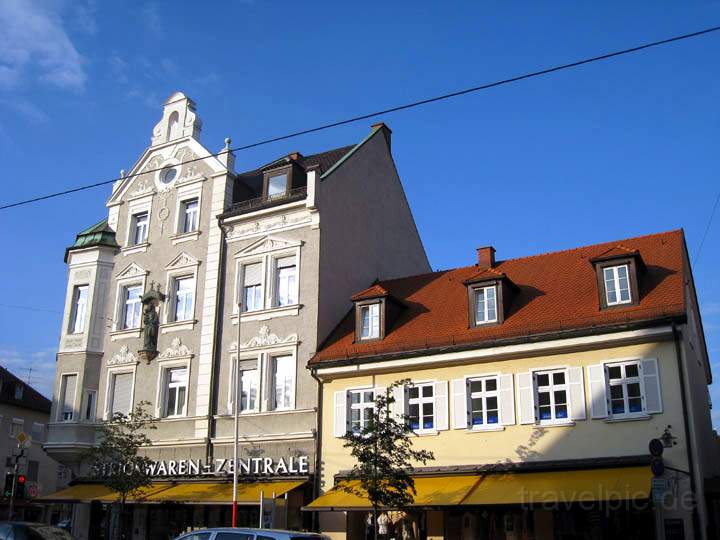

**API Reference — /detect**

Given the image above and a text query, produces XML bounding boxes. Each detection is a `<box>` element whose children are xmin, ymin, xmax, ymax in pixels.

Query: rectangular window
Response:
<box><xmin>275</xmin><ymin>256</ymin><xmax>297</xmax><ymax>307</ymax></box>
<box><xmin>468</xmin><ymin>377</ymin><xmax>499</xmax><ymax>427</ymax></box>
<box><xmin>273</xmin><ymin>355</ymin><xmax>294</xmax><ymax>410</ymax></box>
<box><xmin>173</xmin><ymin>276</ymin><xmax>195</xmax><ymax>321</ymax></box>
<box><xmin>60</xmin><ymin>374</ymin><xmax>77</xmax><ymax>421</ymax></box>
<box><xmin>267</xmin><ymin>173</ymin><xmax>288</xmax><ymax>198</ymax></box>
<box><xmin>163</xmin><ymin>367</ymin><xmax>188</xmax><ymax>418</ymax></box>
<box><xmin>14</xmin><ymin>384</ymin><xmax>23</xmax><ymax>400</ymax></box>
<box><xmin>359</xmin><ymin>303</ymin><xmax>380</xmax><ymax>340</ymax></box>
<box><xmin>122</xmin><ymin>285</ymin><xmax>143</xmax><ymax>329</ymax></box>
<box><xmin>348</xmin><ymin>389</ymin><xmax>375</xmax><ymax>433</ymax></box>
<box><xmin>607</xmin><ymin>361</ymin><xmax>643</xmax><ymax>416</ymax></box>
<box><xmin>27</xmin><ymin>460</ymin><xmax>39</xmax><ymax>482</ymax></box>
<box><xmin>180</xmin><ymin>198</ymin><xmax>199</xmax><ymax>233</ymax></box>
<box><xmin>10</xmin><ymin>419</ymin><xmax>23</xmax><ymax>438</ymax></box>
<box><xmin>31</xmin><ymin>422</ymin><xmax>45</xmax><ymax>443</ymax></box>
<box><xmin>603</xmin><ymin>265</ymin><xmax>631</xmax><ymax>305</ymax></box>
<box><xmin>70</xmin><ymin>285</ymin><xmax>89</xmax><ymax>334</ymax></box>
<box><xmin>131</xmin><ymin>212</ymin><xmax>149</xmax><ymax>245</ymax></box>
<box><xmin>535</xmin><ymin>370</ymin><xmax>569</xmax><ymax>423</ymax></box>
<box><xmin>83</xmin><ymin>390</ymin><xmax>97</xmax><ymax>421</ymax></box>
<box><xmin>474</xmin><ymin>286</ymin><xmax>497</xmax><ymax>324</ymax></box>
<box><xmin>407</xmin><ymin>383</ymin><xmax>434</xmax><ymax>431</ymax></box>
<box><xmin>240</xmin><ymin>369</ymin><xmax>258</xmax><ymax>412</ymax></box>
<box><xmin>110</xmin><ymin>372</ymin><xmax>133</xmax><ymax>417</ymax></box>
<box><xmin>242</xmin><ymin>262</ymin><xmax>263</xmax><ymax>312</ymax></box>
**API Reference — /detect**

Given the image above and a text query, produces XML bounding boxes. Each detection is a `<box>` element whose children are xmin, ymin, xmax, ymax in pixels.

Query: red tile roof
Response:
<box><xmin>351</xmin><ymin>284</ymin><xmax>389</xmax><ymax>301</ymax></box>
<box><xmin>311</xmin><ymin>230</ymin><xmax>687</xmax><ymax>365</ymax></box>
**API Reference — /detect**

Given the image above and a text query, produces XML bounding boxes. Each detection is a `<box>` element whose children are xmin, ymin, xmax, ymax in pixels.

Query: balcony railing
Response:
<box><xmin>229</xmin><ymin>185</ymin><xmax>307</xmax><ymax>215</ymax></box>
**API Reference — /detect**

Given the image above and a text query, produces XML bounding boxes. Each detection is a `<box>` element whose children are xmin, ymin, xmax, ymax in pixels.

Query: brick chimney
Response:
<box><xmin>476</xmin><ymin>246</ymin><xmax>496</xmax><ymax>268</ymax></box>
<box><xmin>288</xmin><ymin>151</ymin><xmax>303</xmax><ymax>162</ymax></box>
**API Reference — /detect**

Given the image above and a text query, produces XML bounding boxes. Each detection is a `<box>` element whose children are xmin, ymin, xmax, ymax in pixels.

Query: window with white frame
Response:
<box><xmin>59</xmin><ymin>374</ymin><xmax>77</xmax><ymax>421</ymax></box>
<box><xmin>474</xmin><ymin>286</ymin><xmax>497</xmax><ymax>324</ymax></box>
<box><xmin>359</xmin><ymin>303</ymin><xmax>380</xmax><ymax>340</ymax></box>
<box><xmin>607</xmin><ymin>361</ymin><xmax>643</xmax><ymax>416</ymax></box>
<box><xmin>180</xmin><ymin>198</ymin><xmax>199</xmax><ymax>234</ymax></box>
<box><xmin>603</xmin><ymin>265</ymin><xmax>631</xmax><ymax>305</ymax></box>
<box><xmin>163</xmin><ymin>367</ymin><xmax>188</xmax><ymax>417</ymax></box>
<box><xmin>241</xmin><ymin>263</ymin><xmax>263</xmax><ymax>312</ymax></box>
<box><xmin>240</xmin><ymin>369</ymin><xmax>258</xmax><ymax>412</ymax></box>
<box><xmin>122</xmin><ymin>285</ymin><xmax>143</xmax><ymax>329</ymax></box>
<box><xmin>468</xmin><ymin>377</ymin><xmax>499</xmax><ymax>427</ymax></box>
<box><xmin>131</xmin><ymin>211</ymin><xmax>149</xmax><ymax>245</ymax></box>
<box><xmin>10</xmin><ymin>419</ymin><xmax>23</xmax><ymax>438</ymax></box>
<box><xmin>272</xmin><ymin>355</ymin><xmax>294</xmax><ymax>410</ymax></box>
<box><xmin>534</xmin><ymin>370</ymin><xmax>569</xmax><ymax>423</ymax></box>
<box><xmin>407</xmin><ymin>383</ymin><xmax>434</xmax><ymax>431</ymax></box>
<box><xmin>348</xmin><ymin>389</ymin><xmax>375</xmax><ymax>433</ymax></box>
<box><xmin>83</xmin><ymin>390</ymin><xmax>97</xmax><ymax>421</ymax></box>
<box><xmin>109</xmin><ymin>372</ymin><xmax>133</xmax><ymax>417</ymax></box>
<box><xmin>172</xmin><ymin>276</ymin><xmax>195</xmax><ymax>321</ymax></box>
<box><xmin>274</xmin><ymin>256</ymin><xmax>297</xmax><ymax>307</ymax></box>
<box><xmin>70</xmin><ymin>285</ymin><xmax>89</xmax><ymax>334</ymax></box>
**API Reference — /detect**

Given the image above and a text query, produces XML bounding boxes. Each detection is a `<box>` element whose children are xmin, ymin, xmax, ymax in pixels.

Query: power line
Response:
<box><xmin>0</xmin><ymin>303</ymin><xmax>62</xmax><ymax>315</ymax></box>
<box><xmin>694</xmin><ymin>191</ymin><xmax>720</xmax><ymax>267</ymax></box>
<box><xmin>2</xmin><ymin>24</ymin><xmax>719</xmax><ymax>211</ymax></box>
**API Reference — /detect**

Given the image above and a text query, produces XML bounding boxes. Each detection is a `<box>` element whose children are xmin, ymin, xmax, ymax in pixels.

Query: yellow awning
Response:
<box><xmin>462</xmin><ymin>466</ymin><xmax>651</xmax><ymax>505</ymax></box>
<box><xmin>305</xmin><ymin>475</ymin><xmax>481</xmax><ymax>511</ymax></box>
<box><xmin>305</xmin><ymin>467</ymin><xmax>651</xmax><ymax>510</ymax></box>
<box><xmin>146</xmin><ymin>481</ymin><xmax>305</xmax><ymax>504</ymax></box>
<box><xmin>40</xmin><ymin>481</ymin><xmax>305</xmax><ymax>505</ymax></box>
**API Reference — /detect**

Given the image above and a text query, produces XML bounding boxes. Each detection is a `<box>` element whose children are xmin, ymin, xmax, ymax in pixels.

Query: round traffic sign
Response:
<box><xmin>649</xmin><ymin>438</ymin><xmax>664</xmax><ymax>457</ymax></box>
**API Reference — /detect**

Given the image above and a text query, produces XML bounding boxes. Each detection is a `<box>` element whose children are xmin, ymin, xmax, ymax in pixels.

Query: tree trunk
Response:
<box><xmin>119</xmin><ymin>495</ymin><xmax>126</xmax><ymax>540</ymax></box>
<box><xmin>373</xmin><ymin>504</ymin><xmax>378</xmax><ymax>540</ymax></box>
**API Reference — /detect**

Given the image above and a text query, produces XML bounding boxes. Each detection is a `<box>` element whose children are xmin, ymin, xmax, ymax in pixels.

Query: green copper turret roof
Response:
<box><xmin>64</xmin><ymin>219</ymin><xmax>119</xmax><ymax>262</ymax></box>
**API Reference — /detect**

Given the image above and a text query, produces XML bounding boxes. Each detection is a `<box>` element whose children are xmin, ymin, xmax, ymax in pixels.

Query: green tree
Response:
<box><xmin>84</xmin><ymin>401</ymin><xmax>156</xmax><ymax>540</ymax></box>
<box><xmin>341</xmin><ymin>380</ymin><xmax>435</xmax><ymax>540</ymax></box>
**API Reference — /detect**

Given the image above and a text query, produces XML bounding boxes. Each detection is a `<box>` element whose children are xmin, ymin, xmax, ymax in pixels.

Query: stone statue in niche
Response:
<box><xmin>138</xmin><ymin>282</ymin><xmax>165</xmax><ymax>363</ymax></box>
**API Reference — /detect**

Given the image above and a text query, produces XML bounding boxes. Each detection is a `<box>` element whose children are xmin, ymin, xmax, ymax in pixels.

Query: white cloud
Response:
<box><xmin>140</xmin><ymin>3</ymin><xmax>163</xmax><ymax>37</ymax></box>
<box><xmin>0</xmin><ymin>347</ymin><xmax>56</xmax><ymax>399</ymax></box>
<box><xmin>0</xmin><ymin>0</ymin><xmax>87</xmax><ymax>91</ymax></box>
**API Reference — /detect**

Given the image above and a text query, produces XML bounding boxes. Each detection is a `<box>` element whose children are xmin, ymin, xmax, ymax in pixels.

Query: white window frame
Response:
<box><xmin>227</xmin><ymin>353</ymin><xmax>262</xmax><ymax>415</ymax></box>
<box><xmin>347</xmin><ymin>387</ymin><xmax>376</xmax><ymax>434</ymax></box>
<box><xmin>121</xmin><ymin>283</ymin><xmax>143</xmax><ymax>330</ymax></box>
<box><xmin>57</xmin><ymin>373</ymin><xmax>79</xmax><ymax>422</ymax></box>
<box><xmin>179</xmin><ymin>198</ymin><xmax>199</xmax><ymax>234</ymax></box>
<box><xmin>467</xmin><ymin>375</ymin><xmax>501</xmax><ymax>429</ymax></box>
<box><xmin>69</xmin><ymin>284</ymin><xmax>89</xmax><ymax>334</ymax></box>
<box><xmin>122</xmin><ymin>196</ymin><xmax>152</xmax><ymax>252</ymax></box>
<box><xmin>406</xmin><ymin>381</ymin><xmax>435</xmax><ymax>433</ymax></box>
<box><xmin>170</xmin><ymin>275</ymin><xmax>195</xmax><ymax>322</ymax></box>
<box><xmin>473</xmin><ymin>285</ymin><xmax>498</xmax><ymax>325</ymax></box>
<box><xmin>603</xmin><ymin>264</ymin><xmax>632</xmax><ymax>306</ymax></box>
<box><xmin>111</xmin><ymin>264</ymin><xmax>148</xmax><ymax>333</ymax></box>
<box><xmin>9</xmin><ymin>418</ymin><xmax>23</xmax><ymax>439</ymax></box>
<box><xmin>238</xmin><ymin>260</ymin><xmax>265</xmax><ymax>313</ymax></box>
<box><xmin>82</xmin><ymin>390</ymin><xmax>97</xmax><ymax>422</ymax></box>
<box><xmin>359</xmin><ymin>303</ymin><xmax>380</xmax><ymax>340</ymax></box>
<box><xmin>271</xmin><ymin>354</ymin><xmax>296</xmax><ymax>411</ymax></box>
<box><xmin>605</xmin><ymin>360</ymin><xmax>644</xmax><ymax>418</ymax></box>
<box><xmin>104</xmin><ymin>366</ymin><xmax>137</xmax><ymax>420</ymax></box>
<box><xmin>161</xmin><ymin>366</ymin><xmax>189</xmax><ymax>418</ymax></box>
<box><xmin>533</xmin><ymin>368</ymin><xmax>570</xmax><ymax>425</ymax></box>
<box><xmin>163</xmin><ymin>255</ymin><xmax>200</xmax><ymax>328</ymax></box>
<box><xmin>173</xmin><ymin>183</ymin><xmax>203</xmax><ymax>243</ymax></box>
<box><xmin>130</xmin><ymin>211</ymin><xmax>149</xmax><ymax>246</ymax></box>
<box><xmin>272</xmin><ymin>254</ymin><xmax>298</xmax><ymax>308</ymax></box>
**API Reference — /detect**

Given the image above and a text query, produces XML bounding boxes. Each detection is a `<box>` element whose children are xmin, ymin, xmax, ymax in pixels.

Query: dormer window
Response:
<box><xmin>603</xmin><ymin>265</ymin><xmax>631</xmax><ymax>305</ymax></box>
<box><xmin>267</xmin><ymin>173</ymin><xmax>288</xmax><ymax>198</ymax></box>
<box><xmin>591</xmin><ymin>246</ymin><xmax>644</xmax><ymax>310</ymax></box>
<box><xmin>473</xmin><ymin>285</ymin><xmax>497</xmax><ymax>324</ymax></box>
<box><xmin>359</xmin><ymin>303</ymin><xmax>380</xmax><ymax>340</ymax></box>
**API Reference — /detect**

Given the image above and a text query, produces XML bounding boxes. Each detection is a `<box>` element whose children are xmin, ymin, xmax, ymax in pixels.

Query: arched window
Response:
<box><xmin>167</xmin><ymin>111</ymin><xmax>180</xmax><ymax>141</ymax></box>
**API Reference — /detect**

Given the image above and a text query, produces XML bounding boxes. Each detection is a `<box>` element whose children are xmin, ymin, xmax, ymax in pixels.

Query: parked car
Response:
<box><xmin>175</xmin><ymin>529</ymin><xmax>330</xmax><ymax>540</ymax></box>
<box><xmin>0</xmin><ymin>522</ymin><xmax>75</xmax><ymax>540</ymax></box>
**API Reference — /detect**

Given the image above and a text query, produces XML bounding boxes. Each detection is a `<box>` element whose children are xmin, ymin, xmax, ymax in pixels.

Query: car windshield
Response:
<box><xmin>26</xmin><ymin>525</ymin><xmax>74</xmax><ymax>540</ymax></box>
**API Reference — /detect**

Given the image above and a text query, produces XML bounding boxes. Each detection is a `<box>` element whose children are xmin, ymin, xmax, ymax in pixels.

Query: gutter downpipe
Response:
<box><xmin>310</xmin><ymin>367</ymin><xmax>324</xmax><ymax>532</ymax></box>
<box><xmin>672</xmin><ymin>322</ymin><xmax>702</xmax><ymax>539</ymax></box>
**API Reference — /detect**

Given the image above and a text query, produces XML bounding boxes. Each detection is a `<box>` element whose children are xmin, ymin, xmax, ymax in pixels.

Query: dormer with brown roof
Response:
<box><xmin>464</xmin><ymin>246</ymin><xmax>519</xmax><ymax>327</ymax></box>
<box><xmin>590</xmin><ymin>244</ymin><xmax>646</xmax><ymax>310</ymax></box>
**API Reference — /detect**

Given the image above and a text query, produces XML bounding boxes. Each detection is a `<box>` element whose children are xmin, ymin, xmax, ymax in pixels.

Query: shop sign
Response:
<box><xmin>98</xmin><ymin>455</ymin><xmax>310</xmax><ymax>478</ymax></box>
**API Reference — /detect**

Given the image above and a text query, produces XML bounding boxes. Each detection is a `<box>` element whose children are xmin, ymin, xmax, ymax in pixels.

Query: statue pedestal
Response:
<box><xmin>137</xmin><ymin>349</ymin><xmax>158</xmax><ymax>364</ymax></box>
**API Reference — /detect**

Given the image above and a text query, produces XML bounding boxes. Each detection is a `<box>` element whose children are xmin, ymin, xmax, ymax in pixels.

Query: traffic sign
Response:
<box><xmin>15</xmin><ymin>432</ymin><xmax>30</xmax><ymax>448</ymax></box>
<box><xmin>652</xmin><ymin>477</ymin><xmax>668</xmax><ymax>503</ymax></box>
<box><xmin>27</xmin><ymin>485</ymin><xmax>38</xmax><ymax>498</ymax></box>
<box><xmin>649</xmin><ymin>438</ymin><xmax>664</xmax><ymax>457</ymax></box>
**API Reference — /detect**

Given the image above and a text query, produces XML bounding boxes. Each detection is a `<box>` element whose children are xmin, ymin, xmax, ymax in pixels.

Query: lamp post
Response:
<box><xmin>232</xmin><ymin>299</ymin><xmax>242</xmax><ymax>527</ymax></box>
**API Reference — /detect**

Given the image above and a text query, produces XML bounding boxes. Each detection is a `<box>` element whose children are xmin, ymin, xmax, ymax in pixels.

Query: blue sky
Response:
<box><xmin>0</xmin><ymin>1</ymin><xmax>719</xmax><ymax>426</ymax></box>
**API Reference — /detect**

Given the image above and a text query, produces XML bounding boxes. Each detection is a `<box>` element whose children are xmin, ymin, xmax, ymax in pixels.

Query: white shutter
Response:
<box><xmin>452</xmin><ymin>379</ymin><xmax>467</xmax><ymax>429</ymax></box>
<box><xmin>333</xmin><ymin>391</ymin><xmax>347</xmax><ymax>437</ymax></box>
<box><xmin>391</xmin><ymin>384</ymin><xmax>405</xmax><ymax>422</ymax></box>
<box><xmin>587</xmin><ymin>364</ymin><xmax>609</xmax><ymax>419</ymax></box>
<box><xmin>516</xmin><ymin>372</ymin><xmax>535</xmax><ymax>425</ymax></box>
<box><xmin>498</xmin><ymin>374</ymin><xmax>515</xmax><ymax>426</ymax></box>
<box><xmin>434</xmin><ymin>381</ymin><xmax>449</xmax><ymax>431</ymax></box>
<box><xmin>567</xmin><ymin>367</ymin><xmax>586</xmax><ymax>420</ymax></box>
<box><xmin>641</xmin><ymin>358</ymin><xmax>663</xmax><ymax>414</ymax></box>
<box><xmin>111</xmin><ymin>373</ymin><xmax>133</xmax><ymax>416</ymax></box>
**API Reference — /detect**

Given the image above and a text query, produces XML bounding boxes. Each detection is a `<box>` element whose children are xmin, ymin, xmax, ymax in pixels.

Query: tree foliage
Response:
<box><xmin>341</xmin><ymin>380</ymin><xmax>435</xmax><ymax>520</ymax></box>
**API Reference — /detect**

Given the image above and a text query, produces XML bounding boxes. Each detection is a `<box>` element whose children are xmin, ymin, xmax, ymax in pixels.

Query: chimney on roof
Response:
<box><xmin>477</xmin><ymin>246</ymin><xmax>496</xmax><ymax>268</ymax></box>
<box><xmin>288</xmin><ymin>151</ymin><xmax>303</xmax><ymax>162</ymax></box>
<box><xmin>371</xmin><ymin>122</ymin><xmax>392</xmax><ymax>150</ymax></box>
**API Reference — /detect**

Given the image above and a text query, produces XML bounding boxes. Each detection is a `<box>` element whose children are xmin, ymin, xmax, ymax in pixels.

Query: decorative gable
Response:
<box><xmin>235</xmin><ymin>235</ymin><xmax>302</xmax><ymax>258</ymax></box>
<box><xmin>116</xmin><ymin>262</ymin><xmax>147</xmax><ymax>280</ymax></box>
<box><xmin>166</xmin><ymin>252</ymin><xmax>200</xmax><ymax>270</ymax></box>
